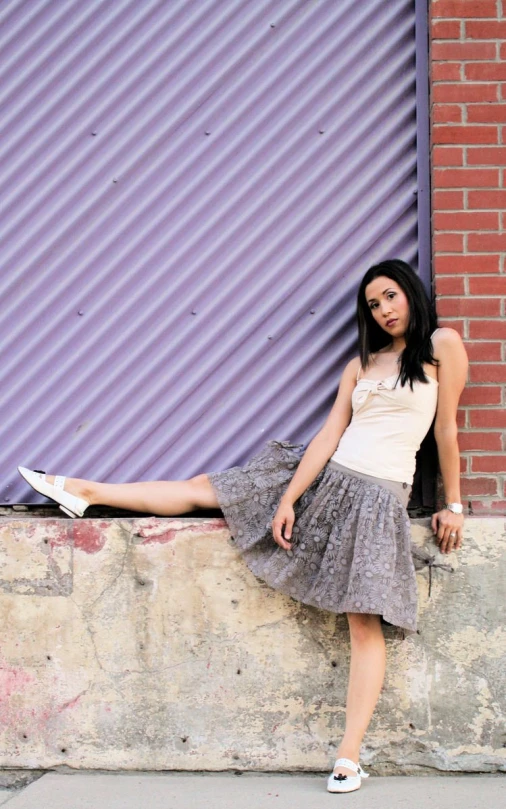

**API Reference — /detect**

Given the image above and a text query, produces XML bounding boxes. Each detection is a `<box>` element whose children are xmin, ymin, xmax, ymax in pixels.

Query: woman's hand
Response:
<box><xmin>272</xmin><ymin>498</ymin><xmax>296</xmax><ymax>550</ymax></box>
<box><xmin>431</xmin><ymin>509</ymin><xmax>464</xmax><ymax>554</ymax></box>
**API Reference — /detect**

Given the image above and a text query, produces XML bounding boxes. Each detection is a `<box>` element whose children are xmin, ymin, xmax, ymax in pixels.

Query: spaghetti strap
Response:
<box><xmin>356</xmin><ymin>362</ymin><xmax>362</xmax><ymax>382</ymax></box>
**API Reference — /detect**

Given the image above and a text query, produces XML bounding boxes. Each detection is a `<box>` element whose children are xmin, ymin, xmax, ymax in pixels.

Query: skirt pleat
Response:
<box><xmin>208</xmin><ymin>440</ymin><xmax>421</xmax><ymax>635</ymax></box>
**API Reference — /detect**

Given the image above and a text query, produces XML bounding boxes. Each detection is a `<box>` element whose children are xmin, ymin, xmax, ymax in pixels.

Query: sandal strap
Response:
<box><xmin>54</xmin><ymin>476</ymin><xmax>66</xmax><ymax>491</ymax></box>
<box><xmin>334</xmin><ymin>758</ymin><xmax>359</xmax><ymax>774</ymax></box>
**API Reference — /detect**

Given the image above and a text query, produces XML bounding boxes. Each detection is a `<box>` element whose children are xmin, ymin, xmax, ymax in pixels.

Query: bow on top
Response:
<box><xmin>353</xmin><ymin>375</ymin><xmax>400</xmax><ymax>408</ymax></box>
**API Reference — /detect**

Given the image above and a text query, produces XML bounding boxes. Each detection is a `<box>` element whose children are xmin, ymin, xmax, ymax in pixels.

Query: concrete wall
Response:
<box><xmin>0</xmin><ymin>516</ymin><xmax>504</xmax><ymax>774</ymax></box>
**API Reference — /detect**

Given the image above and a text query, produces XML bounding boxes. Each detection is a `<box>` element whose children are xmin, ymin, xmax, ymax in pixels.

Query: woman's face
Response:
<box><xmin>364</xmin><ymin>275</ymin><xmax>410</xmax><ymax>337</ymax></box>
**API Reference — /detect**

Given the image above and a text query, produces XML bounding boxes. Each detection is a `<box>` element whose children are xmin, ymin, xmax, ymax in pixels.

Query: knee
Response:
<box><xmin>188</xmin><ymin>474</ymin><xmax>217</xmax><ymax>510</ymax></box>
<box><xmin>190</xmin><ymin>473</ymin><xmax>209</xmax><ymax>488</ymax></box>
<box><xmin>347</xmin><ymin>612</ymin><xmax>383</xmax><ymax>643</ymax></box>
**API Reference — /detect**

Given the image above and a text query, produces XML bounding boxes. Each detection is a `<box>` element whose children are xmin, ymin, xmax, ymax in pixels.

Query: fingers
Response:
<box><xmin>439</xmin><ymin>527</ymin><xmax>458</xmax><ymax>555</ymax></box>
<box><xmin>272</xmin><ymin>518</ymin><xmax>292</xmax><ymax>550</ymax></box>
<box><xmin>284</xmin><ymin>514</ymin><xmax>294</xmax><ymax>541</ymax></box>
<box><xmin>432</xmin><ymin>511</ymin><xmax>463</xmax><ymax>554</ymax></box>
<box><xmin>272</xmin><ymin>505</ymin><xmax>295</xmax><ymax>551</ymax></box>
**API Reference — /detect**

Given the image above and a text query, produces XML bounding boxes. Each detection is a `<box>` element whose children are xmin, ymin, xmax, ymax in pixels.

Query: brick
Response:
<box><xmin>467</xmin><ymin>146</ymin><xmax>506</xmax><ymax>164</ymax></box>
<box><xmin>459</xmin><ymin>432</ymin><xmax>503</xmax><ymax>451</ymax></box>
<box><xmin>434</xmin><ymin>233</ymin><xmax>464</xmax><ymax>251</ymax></box>
<box><xmin>432</xmin><ymin>42</ymin><xmax>496</xmax><ymax>60</ymax></box>
<box><xmin>469</xmin><ymin>364</ymin><xmax>506</xmax><ymax>383</ymax></box>
<box><xmin>466</xmin><ymin>63</ymin><xmax>506</xmax><ymax>81</ymax></box>
<box><xmin>471</xmin><ymin>409</ymin><xmax>506</xmax><ymax>428</ymax></box>
<box><xmin>432</xmin><ymin>146</ymin><xmax>464</xmax><ymax>165</ymax></box>
<box><xmin>435</xmin><ymin>276</ymin><xmax>465</xmax><ymax>296</ymax></box>
<box><xmin>435</xmin><ymin>254</ymin><xmax>499</xmax><ymax>273</ymax></box>
<box><xmin>457</xmin><ymin>407</ymin><xmax>466</xmax><ymax>428</ymax></box>
<box><xmin>459</xmin><ymin>385</ymin><xmax>502</xmax><ymax>405</ymax></box>
<box><xmin>432</xmin><ymin>63</ymin><xmax>462</xmax><ymax>81</ymax></box>
<box><xmin>468</xmin><ymin>190</ymin><xmax>506</xmax><ymax>208</ymax></box>
<box><xmin>467</xmin><ymin>105</ymin><xmax>506</xmax><ymax>123</ymax></box>
<box><xmin>501</xmin><ymin>43</ymin><xmax>506</xmax><ymax>59</ymax></box>
<box><xmin>469</xmin><ymin>499</ymin><xmax>506</xmax><ymax>512</ymax></box>
<box><xmin>433</xmin><ymin>104</ymin><xmax>462</xmax><ymax>123</ymax></box>
<box><xmin>469</xmin><ymin>320</ymin><xmax>506</xmax><ymax>338</ymax></box>
<box><xmin>460</xmin><ymin>476</ymin><xmax>498</xmax><ymax>496</ymax></box>
<box><xmin>433</xmin><ymin>168</ymin><xmax>499</xmax><ymax>187</ymax></box>
<box><xmin>432</xmin><ymin>125</ymin><xmax>498</xmax><ymax>144</ymax></box>
<box><xmin>472</xmin><ymin>455</ymin><xmax>506</xmax><ymax>472</ymax></box>
<box><xmin>432</xmin><ymin>1</ymin><xmax>498</xmax><ymax>18</ymax></box>
<box><xmin>465</xmin><ymin>341</ymin><xmax>502</xmax><ymax>361</ymax></box>
<box><xmin>469</xmin><ymin>276</ymin><xmax>506</xmax><ymax>294</ymax></box>
<box><xmin>466</xmin><ymin>21</ymin><xmax>506</xmax><ymax>38</ymax></box>
<box><xmin>467</xmin><ymin>232</ymin><xmax>506</xmax><ymax>250</ymax></box>
<box><xmin>432</xmin><ymin>20</ymin><xmax>461</xmax><ymax>38</ymax></box>
<box><xmin>433</xmin><ymin>83</ymin><xmax>498</xmax><ymax>103</ymax></box>
<box><xmin>433</xmin><ymin>189</ymin><xmax>464</xmax><ymax>208</ymax></box>
<box><xmin>438</xmin><ymin>319</ymin><xmax>465</xmax><ymax>336</ymax></box>
<box><xmin>437</xmin><ymin>297</ymin><xmax>501</xmax><ymax>316</ymax></box>
<box><xmin>434</xmin><ymin>211</ymin><xmax>499</xmax><ymax>230</ymax></box>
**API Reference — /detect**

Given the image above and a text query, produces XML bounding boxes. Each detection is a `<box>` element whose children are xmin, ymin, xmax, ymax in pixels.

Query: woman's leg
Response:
<box><xmin>45</xmin><ymin>473</ymin><xmax>219</xmax><ymax>515</ymax></box>
<box><xmin>333</xmin><ymin>613</ymin><xmax>386</xmax><ymax>776</ymax></box>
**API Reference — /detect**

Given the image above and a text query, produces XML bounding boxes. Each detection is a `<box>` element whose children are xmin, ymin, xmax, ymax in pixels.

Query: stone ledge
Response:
<box><xmin>0</xmin><ymin>516</ymin><xmax>504</xmax><ymax>773</ymax></box>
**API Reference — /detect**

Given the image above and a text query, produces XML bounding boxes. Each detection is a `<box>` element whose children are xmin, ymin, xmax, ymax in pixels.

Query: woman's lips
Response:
<box><xmin>386</xmin><ymin>318</ymin><xmax>398</xmax><ymax>327</ymax></box>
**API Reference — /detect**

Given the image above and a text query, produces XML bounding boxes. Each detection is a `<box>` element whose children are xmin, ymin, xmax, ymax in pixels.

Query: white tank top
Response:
<box><xmin>330</xmin><ymin>332</ymin><xmax>440</xmax><ymax>484</ymax></box>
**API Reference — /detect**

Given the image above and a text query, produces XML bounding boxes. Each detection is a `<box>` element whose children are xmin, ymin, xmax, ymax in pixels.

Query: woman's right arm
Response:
<box><xmin>271</xmin><ymin>357</ymin><xmax>360</xmax><ymax>549</ymax></box>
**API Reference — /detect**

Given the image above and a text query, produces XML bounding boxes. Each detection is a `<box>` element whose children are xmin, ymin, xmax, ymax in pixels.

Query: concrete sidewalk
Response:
<box><xmin>0</xmin><ymin>772</ymin><xmax>504</xmax><ymax>809</ymax></box>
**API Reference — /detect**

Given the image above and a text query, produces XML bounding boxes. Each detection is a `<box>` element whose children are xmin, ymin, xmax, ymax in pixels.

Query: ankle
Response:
<box><xmin>336</xmin><ymin>743</ymin><xmax>361</xmax><ymax>763</ymax></box>
<box><xmin>70</xmin><ymin>477</ymin><xmax>96</xmax><ymax>506</ymax></box>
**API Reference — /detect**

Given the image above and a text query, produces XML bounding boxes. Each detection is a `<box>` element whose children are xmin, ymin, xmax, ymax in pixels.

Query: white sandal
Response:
<box><xmin>18</xmin><ymin>467</ymin><xmax>89</xmax><ymax>518</ymax></box>
<box><xmin>327</xmin><ymin>757</ymin><xmax>370</xmax><ymax>793</ymax></box>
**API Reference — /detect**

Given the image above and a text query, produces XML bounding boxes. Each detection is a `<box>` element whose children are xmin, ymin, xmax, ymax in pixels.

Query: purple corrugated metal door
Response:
<box><xmin>1</xmin><ymin>0</ymin><xmax>428</xmax><ymax>504</ymax></box>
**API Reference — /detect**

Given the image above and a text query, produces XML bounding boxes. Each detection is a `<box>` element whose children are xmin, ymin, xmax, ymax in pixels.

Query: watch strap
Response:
<box><xmin>445</xmin><ymin>502</ymin><xmax>463</xmax><ymax>514</ymax></box>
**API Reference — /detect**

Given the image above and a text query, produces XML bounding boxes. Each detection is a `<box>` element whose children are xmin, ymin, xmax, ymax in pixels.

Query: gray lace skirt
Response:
<box><xmin>208</xmin><ymin>440</ymin><xmax>448</xmax><ymax>637</ymax></box>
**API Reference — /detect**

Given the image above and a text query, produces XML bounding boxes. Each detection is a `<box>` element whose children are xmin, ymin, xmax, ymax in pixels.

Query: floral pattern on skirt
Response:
<box><xmin>208</xmin><ymin>440</ymin><xmax>429</xmax><ymax>636</ymax></box>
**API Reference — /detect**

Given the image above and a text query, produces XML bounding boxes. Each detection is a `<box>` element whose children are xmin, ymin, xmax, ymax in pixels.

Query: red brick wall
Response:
<box><xmin>430</xmin><ymin>0</ymin><xmax>506</xmax><ymax>513</ymax></box>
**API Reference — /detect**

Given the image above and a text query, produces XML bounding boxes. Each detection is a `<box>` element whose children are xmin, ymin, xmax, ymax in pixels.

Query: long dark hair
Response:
<box><xmin>356</xmin><ymin>259</ymin><xmax>439</xmax><ymax>390</ymax></box>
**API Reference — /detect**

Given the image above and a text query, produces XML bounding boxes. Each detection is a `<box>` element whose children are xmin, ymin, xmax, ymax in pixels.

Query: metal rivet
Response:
<box><xmin>205</xmin><ymin>131</ymin><xmax>211</xmax><ymax>136</ymax></box>
<box><xmin>310</xmin><ymin>309</ymin><xmax>315</xmax><ymax>314</ymax></box>
<box><xmin>191</xmin><ymin>310</ymin><xmax>197</xmax><ymax>315</ymax></box>
<box><xmin>91</xmin><ymin>131</ymin><xmax>97</xmax><ymax>136</ymax></box>
<box><xmin>78</xmin><ymin>311</ymin><xmax>84</xmax><ymax>316</ymax></box>
<box><xmin>319</xmin><ymin>129</ymin><xmax>325</xmax><ymax>134</ymax></box>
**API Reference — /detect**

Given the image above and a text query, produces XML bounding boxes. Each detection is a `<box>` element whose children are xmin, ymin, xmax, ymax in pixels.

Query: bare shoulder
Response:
<box><xmin>432</xmin><ymin>327</ymin><xmax>468</xmax><ymax>371</ymax></box>
<box><xmin>343</xmin><ymin>355</ymin><xmax>362</xmax><ymax>381</ymax></box>
<box><xmin>432</xmin><ymin>326</ymin><xmax>464</xmax><ymax>351</ymax></box>
<box><xmin>431</xmin><ymin>329</ymin><xmax>468</xmax><ymax>421</ymax></box>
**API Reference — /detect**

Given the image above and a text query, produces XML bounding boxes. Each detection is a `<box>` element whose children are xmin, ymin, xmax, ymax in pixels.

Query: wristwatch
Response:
<box><xmin>444</xmin><ymin>502</ymin><xmax>463</xmax><ymax>514</ymax></box>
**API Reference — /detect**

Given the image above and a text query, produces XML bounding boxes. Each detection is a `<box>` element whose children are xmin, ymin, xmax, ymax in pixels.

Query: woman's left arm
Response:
<box><xmin>431</xmin><ymin>327</ymin><xmax>469</xmax><ymax>554</ymax></box>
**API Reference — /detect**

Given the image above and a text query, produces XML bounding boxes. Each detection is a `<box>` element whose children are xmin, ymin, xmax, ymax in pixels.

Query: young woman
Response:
<box><xmin>19</xmin><ymin>259</ymin><xmax>468</xmax><ymax>793</ymax></box>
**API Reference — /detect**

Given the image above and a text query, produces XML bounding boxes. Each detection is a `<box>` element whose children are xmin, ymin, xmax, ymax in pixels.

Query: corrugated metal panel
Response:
<box><xmin>1</xmin><ymin>0</ymin><xmax>424</xmax><ymax>504</ymax></box>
